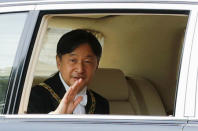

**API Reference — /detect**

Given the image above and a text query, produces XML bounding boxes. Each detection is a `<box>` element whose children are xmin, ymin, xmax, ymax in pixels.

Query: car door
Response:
<box><xmin>0</xmin><ymin>1</ymin><xmax>197</xmax><ymax>131</ymax></box>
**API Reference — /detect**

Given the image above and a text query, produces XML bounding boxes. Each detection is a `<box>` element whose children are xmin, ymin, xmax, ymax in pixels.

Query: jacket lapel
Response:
<box><xmin>45</xmin><ymin>72</ymin><xmax>66</xmax><ymax>99</ymax></box>
<box><xmin>85</xmin><ymin>90</ymin><xmax>91</xmax><ymax>113</ymax></box>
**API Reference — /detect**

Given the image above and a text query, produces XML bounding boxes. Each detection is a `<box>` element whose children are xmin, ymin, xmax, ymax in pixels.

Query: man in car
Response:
<box><xmin>27</xmin><ymin>29</ymin><xmax>109</xmax><ymax>114</ymax></box>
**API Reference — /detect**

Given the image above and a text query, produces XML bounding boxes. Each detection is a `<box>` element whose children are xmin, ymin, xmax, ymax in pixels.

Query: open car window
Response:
<box><xmin>20</xmin><ymin>10</ymin><xmax>189</xmax><ymax>116</ymax></box>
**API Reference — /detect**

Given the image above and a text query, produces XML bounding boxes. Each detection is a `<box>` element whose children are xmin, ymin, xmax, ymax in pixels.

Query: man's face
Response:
<box><xmin>56</xmin><ymin>43</ymin><xmax>99</xmax><ymax>93</ymax></box>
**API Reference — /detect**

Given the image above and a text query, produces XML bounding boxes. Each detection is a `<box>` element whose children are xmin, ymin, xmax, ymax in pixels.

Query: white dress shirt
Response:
<box><xmin>59</xmin><ymin>72</ymin><xmax>87</xmax><ymax>114</ymax></box>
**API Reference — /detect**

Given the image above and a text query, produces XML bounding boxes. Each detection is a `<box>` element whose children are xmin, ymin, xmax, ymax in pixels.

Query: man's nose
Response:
<box><xmin>76</xmin><ymin>61</ymin><xmax>84</xmax><ymax>73</ymax></box>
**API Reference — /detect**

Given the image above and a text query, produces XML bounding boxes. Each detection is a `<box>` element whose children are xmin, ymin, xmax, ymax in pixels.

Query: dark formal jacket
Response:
<box><xmin>27</xmin><ymin>72</ymin><xmax>109</xmax><ymax>114</ymax></box>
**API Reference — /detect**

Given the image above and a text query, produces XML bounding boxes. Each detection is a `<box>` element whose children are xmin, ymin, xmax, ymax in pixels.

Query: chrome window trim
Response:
<box><xmin>0</xmin><ymin>5</ymin><xmax>35</xmax><ymax>13</ymax></box>
<box><xmin>1</xmin><ymin>114</ymin><xmax>188</xmax><ymax>124</ymax></box>
<box><xmin>1</xmin><ymin>0</ymin><xmax>198</xmax><ymax>7</ymax></box>
<box><xmin>35</xmin><ymin>3</ymin><xmax>197</xmax><ymax>10</ymax></box>
<box><xmin>182</xmin><ymin>9</ymin><xmax>198</xmax><ymax>117</ymax></box>
<box><xmin>192</xmin><ymin>11</ymin><xmax>198</xmax><ymax>118</ymax></box>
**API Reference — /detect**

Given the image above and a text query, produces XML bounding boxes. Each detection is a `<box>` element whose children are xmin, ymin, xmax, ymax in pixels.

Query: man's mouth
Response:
<box><xmin>72</xmin><ymin>76</ymin><xmax>85</xmax><ymax>80</ymax></box>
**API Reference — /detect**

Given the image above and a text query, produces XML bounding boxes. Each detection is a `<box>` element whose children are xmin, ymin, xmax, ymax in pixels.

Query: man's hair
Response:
<box><xmin>57</xmin><ymin>29</ymin><xmax>102</xmax><ymax>60</ymax></box>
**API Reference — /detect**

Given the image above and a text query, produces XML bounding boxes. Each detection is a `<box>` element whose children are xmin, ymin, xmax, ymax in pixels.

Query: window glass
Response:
<box><xmin>31</xmin><ymin>14</ymin><xmax>188</xmax><ymax>116</ymax></box>
<box><xmin>0</xmin><ymin>12</ymin><xmax>27</xmax><ymax>113</ymax></box>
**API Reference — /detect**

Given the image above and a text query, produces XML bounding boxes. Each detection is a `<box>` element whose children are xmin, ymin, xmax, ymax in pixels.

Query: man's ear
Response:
<box><xmin>56</xmin><ymin>55</ymin><xmax>61</xmax><ymax>70</ymax></box>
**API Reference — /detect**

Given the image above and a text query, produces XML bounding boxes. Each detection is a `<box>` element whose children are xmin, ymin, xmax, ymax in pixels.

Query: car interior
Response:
<box><xmin>26</xmin><ymin>13</ymin><xmax>188</xmax><ymax>116</ymax></box>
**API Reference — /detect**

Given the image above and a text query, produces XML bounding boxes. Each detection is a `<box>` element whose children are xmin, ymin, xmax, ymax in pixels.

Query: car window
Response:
<box><xmin>24</xmin><ymin>12</ymin><xmax>188</xmax><ymax>116</ymax></box>
<box><xmin>0</xmin><ymin>12</ymin><xmax>27</xmax><ymax>113</ymax></box>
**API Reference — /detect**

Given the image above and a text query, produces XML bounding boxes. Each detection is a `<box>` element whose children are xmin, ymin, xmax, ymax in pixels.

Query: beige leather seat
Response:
<box><xmin>88</xmin><ymin>68</ymin><xmax>166</xmax><ymax>115</ymax></box>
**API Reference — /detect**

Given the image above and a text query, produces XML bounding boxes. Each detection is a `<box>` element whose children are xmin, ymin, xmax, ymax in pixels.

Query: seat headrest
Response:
<box><xmin>88</xmin><ymin>68</ymin><xmax>128</xmax><ymax>100</ymax></box>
